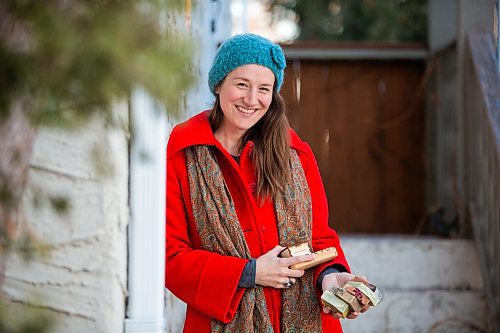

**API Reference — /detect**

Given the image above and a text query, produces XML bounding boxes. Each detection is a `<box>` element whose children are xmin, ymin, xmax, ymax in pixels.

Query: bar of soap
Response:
<box><xmin>330</xmin><ymin>287</ymin><xmax>363</xmax><ymax>313</ymax></box>
<box><xmin>344</xmin><ymin>284</ymin><xmax>371</xmax><ymax>307</ymax></box>
<box><xmin>345</xmin><ymin>281</ymin><xmax>383</xmax><ymax>306</ymax></box>
<box><xmin>280</xmin><ymin>242</ymin><xmax>338</xmax><ymax>270</ymax></box>
<box><xmin>321</xmin><ymin>290</ymin><xmax>349</xmax><ymax>318</ymax></box>
<box><xmin>279</xmin><ymin>243</ymin><xmax>311</xmax><ymax>258</ymax></box>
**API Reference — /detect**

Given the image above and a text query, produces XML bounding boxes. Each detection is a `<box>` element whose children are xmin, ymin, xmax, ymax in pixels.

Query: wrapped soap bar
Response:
<box><xmin>345</xmin><ymin>281</ymin><xmax>383</xmax><ymax>306</ymax></box>
<box><xmin>321</xmin><ymin>290</ymin><xmax>349</xmax><ymax>318</ymax></box>
<box><xmin>279</xmin><ymin>242</ymin><xmax>338</xmax><ymax>270</ymax></box>
<box><xmin>330</xmin><ymin>287</ymin><xmax>363</xmax><ymax>313</ymax></box>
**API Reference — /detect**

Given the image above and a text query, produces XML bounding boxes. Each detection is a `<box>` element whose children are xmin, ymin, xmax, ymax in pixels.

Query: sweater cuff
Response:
<box><xmin>238</xmin><ymin>258</ymin><xmax>256</xmax><ymax>288</ymax></box>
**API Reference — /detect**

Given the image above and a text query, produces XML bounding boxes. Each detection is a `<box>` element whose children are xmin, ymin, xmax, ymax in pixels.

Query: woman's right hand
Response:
<box><xmin>255</xmin><ymin>245</ymin><xmax>316</xmax><ymax>289</ymax></box>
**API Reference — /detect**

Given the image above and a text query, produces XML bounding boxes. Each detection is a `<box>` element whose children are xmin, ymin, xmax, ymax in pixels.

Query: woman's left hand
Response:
<box><xmin>321</xmin><ymin>272</ymin><xmax>371</xmax><ymax>319</ymax></box>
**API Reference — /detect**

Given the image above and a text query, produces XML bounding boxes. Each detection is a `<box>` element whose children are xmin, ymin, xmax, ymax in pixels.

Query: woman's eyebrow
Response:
<box><xmin>232</xmin><ymin>76</ymin><xmax>250</xmax><ymax>82</ymax></box>
<box><xmin>232</xmin><ymin>77</ymin><xmax>273</xmax><ymax>86</ymax></box>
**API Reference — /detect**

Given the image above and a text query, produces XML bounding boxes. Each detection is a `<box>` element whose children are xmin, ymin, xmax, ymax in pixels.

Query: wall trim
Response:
<box><xmin>283</xmin><ymin>47</ymin><xmax>428</xmax><ymax>60</ymax></box>
<box><xmin>125</xmin><ymin>88</ymin><xmax>167</xmax><ymax>333</ymax></box>
<box><xmin>124</xmin><ymin>318</ymin><xmax>166</xmax><ymax>332</ymax></box>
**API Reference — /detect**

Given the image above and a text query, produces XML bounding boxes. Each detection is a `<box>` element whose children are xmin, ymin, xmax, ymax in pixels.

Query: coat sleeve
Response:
<box><xmin>300</xmin><ymin>144</ymin><xmax>351</xmax><ymax>288</ymax></box>
<box><xmin>165</xmin><ymin>150</ymin><xmax>247</xmax><ymax>324</ymax></box>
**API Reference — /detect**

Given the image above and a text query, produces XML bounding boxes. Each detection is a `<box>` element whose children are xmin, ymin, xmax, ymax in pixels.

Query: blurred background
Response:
<box><xmin>0</xmin><ymin>0</ymin><xmax>499</xmax><ymax>332</ymax></box>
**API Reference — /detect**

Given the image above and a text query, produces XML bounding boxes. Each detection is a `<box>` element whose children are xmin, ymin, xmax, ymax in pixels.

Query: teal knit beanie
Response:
<box><xmin>208</xmin><ymin>34</ymin><xmax>286</xmax><ymax>94</ymax></box>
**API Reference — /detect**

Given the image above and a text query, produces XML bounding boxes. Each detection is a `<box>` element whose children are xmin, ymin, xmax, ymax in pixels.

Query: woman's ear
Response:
<box><xmin>214</xmin><ymin>84</ymin><xmax>221</xmax><ymax>95</ymax></box>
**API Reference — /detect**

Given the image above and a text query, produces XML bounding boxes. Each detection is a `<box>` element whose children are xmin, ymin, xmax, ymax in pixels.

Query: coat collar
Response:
<box><xmin>167</xmin><ymin>110</ymin><xmax>309</xmax><ymax>157</ymax></box>
<box><xmin>167</xmin><ymin>110</ymin><xmax>216</xmax><ymax>158</ymax></box>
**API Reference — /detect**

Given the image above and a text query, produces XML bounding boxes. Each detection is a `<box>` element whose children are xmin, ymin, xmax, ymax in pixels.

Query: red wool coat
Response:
<box><xmin>165</xmin><ymin>111</ymin><xmax>350</xmax><ymax>333</ymax></box>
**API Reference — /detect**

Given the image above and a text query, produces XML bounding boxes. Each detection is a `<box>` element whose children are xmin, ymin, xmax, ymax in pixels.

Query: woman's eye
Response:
<box><xmin>259</xmin><ymin>87</ymin><xmax>271</xmax><ymax>93</ymax></box>
<box><xmin>237</xmin><ymin>82</ymin><xmax>248</xmax><ymax>88</ymax></box>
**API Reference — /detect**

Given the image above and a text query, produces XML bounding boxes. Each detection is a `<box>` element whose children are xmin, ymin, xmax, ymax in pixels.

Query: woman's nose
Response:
<box><xmin>243</xmin><ymin>89</ymin><xmax>258</xmax><ymax>106</ymax></box>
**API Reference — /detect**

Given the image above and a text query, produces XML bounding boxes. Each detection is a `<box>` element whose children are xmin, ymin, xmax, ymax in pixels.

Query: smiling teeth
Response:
<box><xmin>236</xmin><ymin>106</ymin><xmax>256</xmax><ymax>114</ymax></box>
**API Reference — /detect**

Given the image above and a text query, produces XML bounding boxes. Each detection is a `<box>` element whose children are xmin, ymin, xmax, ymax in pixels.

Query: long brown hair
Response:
<box><xmin>209</xmin><ymin>89</ymin><xmax>291</xmax><ymax>201</ymax></box>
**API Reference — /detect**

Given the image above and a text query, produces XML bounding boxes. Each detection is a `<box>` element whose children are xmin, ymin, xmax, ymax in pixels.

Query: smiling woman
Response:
<box><xmin>165</xmin><ymin>33</ymin><xmax>374</xmax><ymax>333</ymax></box>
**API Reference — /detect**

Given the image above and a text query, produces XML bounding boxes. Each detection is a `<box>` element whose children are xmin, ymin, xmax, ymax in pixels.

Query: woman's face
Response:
<box><xmin>215</xmin><ymin>64</ymin><xmax>275</xmax><ymax>138</ymax></box>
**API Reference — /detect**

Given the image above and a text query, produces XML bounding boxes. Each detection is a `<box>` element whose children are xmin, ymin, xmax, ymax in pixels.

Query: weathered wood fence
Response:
<box><xmin>465</xmin><ymin>33</ymin><xmax>500</xmax><ymax>333</ymax></box>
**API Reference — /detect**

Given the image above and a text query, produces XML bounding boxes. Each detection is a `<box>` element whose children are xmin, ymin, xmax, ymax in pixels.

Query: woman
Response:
<box><xmin>166</xmin><ymin>34</ymin><xmax>370</xmax><ymax>333</ymax></box>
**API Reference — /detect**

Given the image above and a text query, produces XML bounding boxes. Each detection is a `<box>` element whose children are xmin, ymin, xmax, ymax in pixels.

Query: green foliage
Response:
<box><xmin>266</xmin><ymin>0</ymin><xmax>427</xmax><ymax>43</ymax></box>
<box><xmin>0</xmin><ymin>299</ymin><xmax>54</xmax><ymax>333</ymax></box>
<box><xmin>48</xmin><ymin>196</ymin><xmax>70</xmax><ymax>215</ymax></box>
<box><xmin>0</xmin><ymin>0</ymin><xmax>193</xmax><ymax>126</ymax></box>
<box><xmin>1</xmin><ymin>232</ymin><xmax>52</xmax><ymax>263</ymax></box>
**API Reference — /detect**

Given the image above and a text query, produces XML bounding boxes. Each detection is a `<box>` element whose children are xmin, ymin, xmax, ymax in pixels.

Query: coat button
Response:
<box><xmin>249</xmin><ymin>182</ymin><xmax>256</xmax><ymax>193</ymax></box>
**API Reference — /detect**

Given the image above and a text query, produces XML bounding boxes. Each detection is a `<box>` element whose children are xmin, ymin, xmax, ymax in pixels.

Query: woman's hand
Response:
<box><xmin>322</xmin><ymin>272</ymin><xmax>371</xmax><ymax>319</ymax></box>
<box><xmin>255</xmin><ymin>245</ymin><xmax>316</xmax><ymax>289</ymax></box>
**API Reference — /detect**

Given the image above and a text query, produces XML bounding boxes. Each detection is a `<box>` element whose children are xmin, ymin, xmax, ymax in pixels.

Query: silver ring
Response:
<box><xmin>283</xmin><ymin>278</ymin><xmax>292</xmax><ymax>288</ymax></box>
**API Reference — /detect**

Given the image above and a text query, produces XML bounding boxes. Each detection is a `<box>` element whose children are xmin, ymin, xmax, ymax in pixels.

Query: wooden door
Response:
<box><xmin>281</xmin><ymin>60</ymin><xmax>425</xmax><ymax>233</ymax></box>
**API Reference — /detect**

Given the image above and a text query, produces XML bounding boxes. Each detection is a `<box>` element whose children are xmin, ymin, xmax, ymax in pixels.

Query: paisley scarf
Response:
<box><xmin>186</xmin><ymin>145</ymin><xmax>322</xmax><ymax>333</ymax></box>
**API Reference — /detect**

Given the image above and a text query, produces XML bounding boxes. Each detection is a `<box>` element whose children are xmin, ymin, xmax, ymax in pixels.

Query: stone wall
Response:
<box><xmin>3</xmin><ymin>103</ymin><xmax>129</xmax><ymax>333</ymax></box>
<box><xmin>340</xmin><ymin>236</ymin><xmax>488</xmax><ymax>333</ymax></box>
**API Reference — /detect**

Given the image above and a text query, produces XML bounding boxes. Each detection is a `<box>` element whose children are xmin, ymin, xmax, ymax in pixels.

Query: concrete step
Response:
<box><xmin>339</xmin><ymin>236</ymin><xmax>490</xmax><ymax>333</ymax></box>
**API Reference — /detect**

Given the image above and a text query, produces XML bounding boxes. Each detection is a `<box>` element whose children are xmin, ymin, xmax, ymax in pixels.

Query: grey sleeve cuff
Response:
<box><xmin>238</xmin><ymin>258</ymin><xmax>256</xmax><ymax>288</ymax></box>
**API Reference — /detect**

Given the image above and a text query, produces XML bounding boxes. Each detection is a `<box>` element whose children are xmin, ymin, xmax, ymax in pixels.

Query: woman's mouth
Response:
<box><xmin>236</xmin><ymin>105</ymin><xmax>257</xmax><ymax>115</ymax></box>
